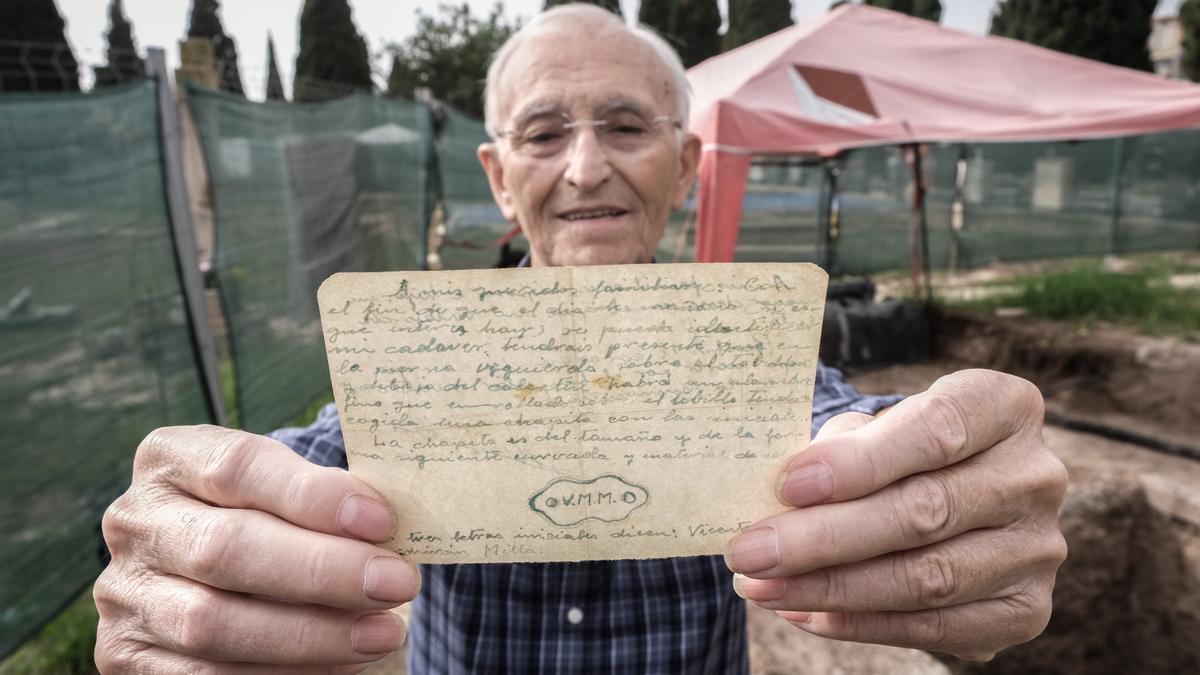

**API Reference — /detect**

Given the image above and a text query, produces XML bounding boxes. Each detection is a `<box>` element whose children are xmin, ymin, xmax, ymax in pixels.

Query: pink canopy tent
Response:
<box><xmin>687</xmin><ymin>4</ymin><xmax>1200</xmax><ymax>263</ymax></box>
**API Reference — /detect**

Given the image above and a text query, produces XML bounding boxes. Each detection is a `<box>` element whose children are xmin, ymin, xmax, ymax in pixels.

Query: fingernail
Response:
<box><xmin>732</xmin><ymin>573</ymin><xmax>786</xmax><ymax>602</ymax></box>
<box><xmin>726</xmin><ymin>526</ymin><xmax>780</xmax><ymax>574</ymax></box>
<box><xmin>364</xmin><ymin>556</ymin><xmax>419</xmax><ymax>603</ymax></box>
<box><xmin>338</xmin><ymin>494</ymin><xmax>395</xmax><ymax>541</ymax></box>
<box><xmin>352</xmin><ymin>612</ymin><xmax>402</xmax><ymax>654</ymax></box>
<box><xmin>776</xmin><ymin>461</ymin><xmax>833</xmax><ymax>507</ymax></box>
<box><xmin>787</xmin><ymin>612</ymin><xmax>812</xmax><ymax>625</ymax></box>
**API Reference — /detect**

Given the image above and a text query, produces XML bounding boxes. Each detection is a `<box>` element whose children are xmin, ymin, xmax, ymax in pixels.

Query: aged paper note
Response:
<box><xmin>318</xmin><ymin>263</ymin><xmax>827</xmax><ymax>563</ymax></box>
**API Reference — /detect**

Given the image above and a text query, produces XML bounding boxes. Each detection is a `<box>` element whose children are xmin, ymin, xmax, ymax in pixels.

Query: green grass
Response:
<box><xmin>285</xmin><ymin>391</ymin><xmax>335</xmax><ymax>428</ymax></box>
<box><xmin>947</xmin><ymin>259</ymin><xmax>1200</xmax><ymax>337</ymax></box>
<box><xmin>0</xmin><ymin>590</ymin><xmax>98</xmax><ymax>675</ymax></box>
<box><xmin>1</xmin><ymin>362</ymin><xmax>332</xmax><ymax>673</ymax></box>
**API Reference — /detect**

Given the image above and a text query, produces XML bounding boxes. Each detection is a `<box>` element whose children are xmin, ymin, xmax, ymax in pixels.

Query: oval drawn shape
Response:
<box><xmin>528</xmin><ymin>474</ymin><xmax>650</xmax><ymax>527</ymax></box>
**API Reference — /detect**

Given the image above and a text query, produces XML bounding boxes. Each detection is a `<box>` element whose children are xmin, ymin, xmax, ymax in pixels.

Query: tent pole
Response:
<box><xmin>919</xmin><ymin>151</ymin><xmax>933</xmax><ymax>305</ymax></box>
<box><xmin>905</xmin><ymin>143</ymin><xmax>931</xmax><ymax>304</ymax></box>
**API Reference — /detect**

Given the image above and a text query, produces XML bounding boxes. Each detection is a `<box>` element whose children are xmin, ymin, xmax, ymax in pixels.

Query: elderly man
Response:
<box><xmin>94</xmin><ymin>4</ymin><xmax>1067</xmax><ymax>673</ymax></box>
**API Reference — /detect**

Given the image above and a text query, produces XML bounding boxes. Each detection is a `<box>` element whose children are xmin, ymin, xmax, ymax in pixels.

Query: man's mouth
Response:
<box><xmin>558</xmin><ymin>208</ymin><xmax>629</xmax><ymax>222</ymax></box>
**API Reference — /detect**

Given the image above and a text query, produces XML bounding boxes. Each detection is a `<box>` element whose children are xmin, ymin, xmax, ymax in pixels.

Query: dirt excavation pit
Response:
<box><xmin>932</xmin><ymin>308</ymin><xmax>1200</xmax><ymax>454</ymax></box>
<box><xmin>747</xmin><ymin>310</ymin><xmax>1200</xmax><ymax>674</ymax></box>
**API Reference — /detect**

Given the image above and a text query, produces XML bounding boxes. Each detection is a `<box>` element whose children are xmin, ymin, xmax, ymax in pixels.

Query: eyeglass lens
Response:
<box><xmin>514</xmin><ymin>110</ymin><xmax>664</xmax><ymax>157</ymax></box>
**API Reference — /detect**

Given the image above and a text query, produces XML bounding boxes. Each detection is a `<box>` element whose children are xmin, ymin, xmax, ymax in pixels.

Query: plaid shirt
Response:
<box><xmin>270</xmin><ymin>363</ymin><xmax>901</xmax><ymax>674</ymax></box>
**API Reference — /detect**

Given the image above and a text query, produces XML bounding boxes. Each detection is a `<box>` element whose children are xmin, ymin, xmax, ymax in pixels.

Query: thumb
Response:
<box><xmin>813</xmin><ymin>411</ymin><xmax>875</xmax><ymax>442</ymax></box>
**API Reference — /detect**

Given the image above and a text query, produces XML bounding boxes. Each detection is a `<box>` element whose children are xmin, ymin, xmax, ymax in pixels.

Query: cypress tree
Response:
<box><xmin>96</xmin><ymin>0</ymin><xmax>144</xmax><ymax>88</ymax></box>
<box><xmin>990</xmin><ymin>0</ymin><xmax>1155</xmax><ymax>72</ymax></box>
<box><xmin>864</xmin><ymin>0</ymin><xmax>942</xmax><ymax>22</ymax></box>
<box><xmin>0</xmin><ymin>0</ymin><xmax>80</xmax><ymax>92</ymax></box>
<box><xmin>638</xmin><ymin>0</ymin><xmax>675</xmax><ymax>38</ymax></box>
<box><xmin>1182</xmin><ymin>0</ymin><xmax>1200</xmax><ymax>81</ymax></box>
<box><xmin>637</xmin><ymin>0</ymin><xmax>721</xmax><ymax>68</ymax></box>
<box><xmin>543</xmin><ymin>0</ymin><xmax>622</xmax><ymax>14</ymax></box>
<box><xmin>385</xmin><ymin>50</ymin><xmax>418</xmax><ymax>99</ymax></box>
<box><xmin>725</xmin><ymin>0</ymin><xmax>793</xmax><ymax>50</ymax></box>
<box><xmin>674</xmin><ymin>0</ymin><xmax>721</xmax><ymax>67</ymax></box>
<box><xmin>187</xmin><ymin>0</ymin><xmax>245</xmax><ymax>95</ymax></box>
<box><xmin>265</xmin><ymin>33</ymin><xmax>285</xmax><ymax>100</ymax></box>
<box><xmin>293</xmin><ymin>0</ymin><xmax>373</xmax><ymax>102</ymax></box>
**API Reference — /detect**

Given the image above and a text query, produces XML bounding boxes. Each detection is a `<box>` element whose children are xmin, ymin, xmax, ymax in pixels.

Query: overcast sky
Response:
<box><xmin>56</xmin><ymin>0</ymin><xmax>1003</xmax><ymax>98</ymax></box>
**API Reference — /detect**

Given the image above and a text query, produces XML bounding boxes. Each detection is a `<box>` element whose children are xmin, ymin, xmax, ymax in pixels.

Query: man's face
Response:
<box><xmin>479</xmin><ymin>26</ymin><xmax>701</xmax><ymax>267</ymax></box>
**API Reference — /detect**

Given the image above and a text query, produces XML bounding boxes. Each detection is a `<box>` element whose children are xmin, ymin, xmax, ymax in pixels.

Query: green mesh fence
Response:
<box><xmin>436</xmin><ymin>108</ymin><xmax>513</xmax><ymax>270</ymax></box>
<box><xmin>187</xmin><ymin>86</ymin><xmax>433</xmax><ymax>433</ymax></box>
<box><xmin>699</xmin><ymin>131</ymin><xmax>1200</xmax><ymax>273</ymax></box>
<box><xmin>0</xmin><ymin>80</ymin><xmax>213</xmax><ymax>657</ymax></box>
<box><xmin>1113</xmin><ymin>131</ymin><xmax>1200</xmax><ymax>254</ymax></box>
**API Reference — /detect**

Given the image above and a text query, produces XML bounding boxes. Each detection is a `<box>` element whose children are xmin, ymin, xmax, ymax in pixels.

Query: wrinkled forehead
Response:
<box><xmin>494</xmin><ymin>26</ymin><xmax>678</xmax><ymax>128</ymax></box>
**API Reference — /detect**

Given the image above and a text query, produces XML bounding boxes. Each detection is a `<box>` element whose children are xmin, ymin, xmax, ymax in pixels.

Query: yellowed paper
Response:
<box><xmin>318</xmin><ymin>263</ymin><xmax>827</xmax><ymax>563</ymax></box>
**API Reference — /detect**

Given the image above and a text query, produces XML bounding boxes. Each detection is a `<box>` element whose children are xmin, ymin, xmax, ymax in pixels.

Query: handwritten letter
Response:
<box><xmin>319</xmin><ymin>263</ymin><xmax>827</xmax><ymax>563</ymax></box>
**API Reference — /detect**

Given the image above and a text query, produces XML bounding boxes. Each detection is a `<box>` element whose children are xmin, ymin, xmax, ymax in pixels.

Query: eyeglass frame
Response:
<box><xmin>492</xmin><ymin>107</ymin><xmax>684</xmax><ymax>156</ymax></box>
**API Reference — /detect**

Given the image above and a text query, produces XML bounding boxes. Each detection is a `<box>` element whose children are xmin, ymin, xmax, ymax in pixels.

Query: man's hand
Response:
<box><xmin>728</xmin><ymin>369</ymin><xmax>1068</xmax><ymax>662</ymax></box>
<box><xmin>94</xmin><ymin>426</ymin><xmax>420</xmax><ymax>673</ymax></box>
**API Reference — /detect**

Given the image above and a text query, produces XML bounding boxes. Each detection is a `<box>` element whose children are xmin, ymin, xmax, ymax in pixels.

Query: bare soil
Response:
<box><xmin>744</xmin><ymin>311</ymin><xmax>1200</xmax><ymax>675</ymax></box>
<box><xmin>926</xmin><ymin>308</ymin><xmax>1200</xmax><ymax>455</ymax></box>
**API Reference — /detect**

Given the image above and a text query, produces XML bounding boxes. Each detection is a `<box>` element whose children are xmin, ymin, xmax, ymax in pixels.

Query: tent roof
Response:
<box><xmin>686</xmin><ymin>4</ymin><xmax>1200</xmax><ymax>156</ymax></box>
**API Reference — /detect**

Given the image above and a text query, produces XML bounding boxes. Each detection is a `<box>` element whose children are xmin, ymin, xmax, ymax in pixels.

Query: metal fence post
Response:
<box><xmin>1106</xmin><ymin>137</ymin><xmax>1127</xmax><ymax>261</ymax></box>
<box><xmin>817</xmin><ymin>161</ymin><xmax>830</xmax><ymax>270</ymax></box>
<box><xmin>949</xmin><ymin>144</ymin><xmax>968</xmax><ymax>272</ymax></box>
<box><xmin>147</xmin><ymin>48</ymin><xmax>228</xmax><ymax>426</ymax></box>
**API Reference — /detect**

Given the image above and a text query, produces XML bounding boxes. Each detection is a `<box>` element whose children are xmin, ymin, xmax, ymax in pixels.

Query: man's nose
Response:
<box><xmin>563</xmin><ymin>126</ymin><xmax>613</xmax><ymax>191</ymax></box>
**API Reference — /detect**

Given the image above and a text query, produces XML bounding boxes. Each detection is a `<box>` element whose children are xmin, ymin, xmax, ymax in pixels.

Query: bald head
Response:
<box><xmin>483</xmin><ymin>3</ymin><xmax>690</xmax><ymax>138</ymax></box>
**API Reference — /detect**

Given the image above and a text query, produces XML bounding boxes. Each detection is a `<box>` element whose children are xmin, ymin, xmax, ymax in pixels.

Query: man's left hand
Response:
<box><xmin>728</xmin><ymin>369</ymin><xmax>1068</xmax><ymax>662</ymax></box>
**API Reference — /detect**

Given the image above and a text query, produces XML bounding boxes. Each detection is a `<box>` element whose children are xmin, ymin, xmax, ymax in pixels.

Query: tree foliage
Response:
<box><xmin>0</xmin><ymin>0</ymin><xmax>80</xmax><ymax>92</ymax></box>
<box><xmin>636</xmin><ymin>0</ymin><xmax>721</xmax><ymax>68</ymax></box>
<box><xmin>990</xmin><ymin>0</ymin><xmax>1155</xmax><ymax>71</ymax></box>
<box><xmin>638</xmin><ymin>0</ymin><xmax>673</xmax><ymax>36</ymax></box>
<box><xmin>187</xmin><ymin>0</ymin><xmax>244</xmax><ymax>95</ymax></box>
<box><xmin>864</xmin><ymin>0</ymin><xmax>942</xmax><ymax>22</ymax></box>
<box><xmin>543</xmin><ymin>0</ymin><xmax>621</xmax><ymax>14</ymax></box>
<box><xmin>96</xmin><ymin>0</ymin><xmax>144</xmax><ymax>88</ymax></box>
<box><xmin>386</xmin><ymin>2</ymin><xmax>518</xmax><ymax>116</ymax></box>
<box><xmin>725</xmin><ymin>0</ymin><xmax>793</xmax><ymax>50</ymax></box>
<box><xmin>265</xmin><ymin>34</ymin><xmax>285</xmax><ymax>101</ymax></box>
<box><xmin>385</xmin><ymin>49</ymin><xmax>419</xmax><ymax>100</ymax></box>
<box><xmin>294</xmin><ymin>0</ymin><xmax>372</xmax><ymax>102</ymax></box>
<box><xmin>674</xmin><ymin>0</ymin><xmax>721</xmax><ymax>67</ymax></box>
<box><xmin>1183</xmin><ymin>0</ymin><xmax>1200</xmax><ymax>81</ymax></box>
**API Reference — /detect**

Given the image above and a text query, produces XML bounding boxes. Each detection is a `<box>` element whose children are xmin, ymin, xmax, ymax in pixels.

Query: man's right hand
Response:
<box><xmin>94</xmin><ymin>425</ymin><xmax>420</xmax><ymax>673</ymax></box>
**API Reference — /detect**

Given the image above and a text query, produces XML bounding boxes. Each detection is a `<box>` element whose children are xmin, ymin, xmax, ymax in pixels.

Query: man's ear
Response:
<box><xmin>671</xmin><ymin>133</ymin><xmax>702</xmax><ymax>211</ymax></box>
<box><xmin>478</xmin><ymin>142</ymin><xmax>519</xmax><ymax>222</ymax></box>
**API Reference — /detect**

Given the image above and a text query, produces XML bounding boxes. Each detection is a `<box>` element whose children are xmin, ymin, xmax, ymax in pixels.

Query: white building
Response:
<box><xmin>1151</xmin><ymin>0</ymin><xmax>1186</xmax><ymax>78</ymax></box>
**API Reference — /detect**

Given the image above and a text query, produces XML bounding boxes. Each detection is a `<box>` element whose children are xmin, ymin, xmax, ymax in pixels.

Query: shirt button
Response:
<box><xmin>566</xmin><ymin>607</ymin><xmax>584</xmax><ymax>625</ymax></box>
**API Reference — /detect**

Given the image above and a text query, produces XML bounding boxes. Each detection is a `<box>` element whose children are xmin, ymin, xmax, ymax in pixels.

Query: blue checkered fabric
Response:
<box><xmin>269</xmin><ymin>363</ymin><xmax>901</xmax><ymax>674</ymax></box>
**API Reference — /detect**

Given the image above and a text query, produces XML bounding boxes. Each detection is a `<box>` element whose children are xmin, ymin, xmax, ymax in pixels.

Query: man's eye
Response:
<box><xmin>611</xmin><ymin>125</ymin><xmax>647</xmax><ymax>135</ymax></box>
<box><xmin>525</xmin><ymin>131</ymin><xmax>565</xmax><ymax>144</ymax></box>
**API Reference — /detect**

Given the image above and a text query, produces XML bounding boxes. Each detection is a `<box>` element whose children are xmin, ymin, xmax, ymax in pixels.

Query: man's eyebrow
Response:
<box><xmin>510</xmin><ymin>101</ymin><xmax>566</xmax><ymax>127</ymax></box>
<box><xmin>509</xmin><ymin>97</ymin><xmax>659</xmax><ymax>126</ymax></box>
<box><xmin>595</xmin><ymin>98</ymin><xmax>656</xmax><ymax>117</ymax></box>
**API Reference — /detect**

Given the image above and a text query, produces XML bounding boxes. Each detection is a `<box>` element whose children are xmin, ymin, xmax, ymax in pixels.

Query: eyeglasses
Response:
<box><xmin>495</xmin><ymin>109</ymin><xmax>682</xmax><ymax>159</ymax></box>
